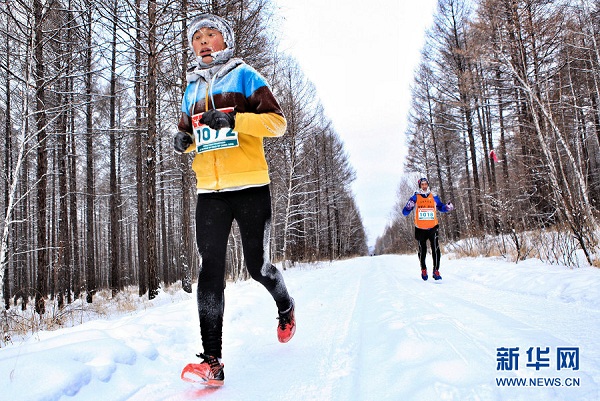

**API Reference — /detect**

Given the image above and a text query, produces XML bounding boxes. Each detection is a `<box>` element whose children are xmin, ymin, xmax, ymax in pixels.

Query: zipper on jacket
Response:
<box><xmin>204</xmin><ymin>79</ymin><xmax>220</xmax><ymax>186</ymax></box>
<box><xmin>205</xmin><ymin>84</ymin><xmax>210</xmax><ymax>111</ymax></box>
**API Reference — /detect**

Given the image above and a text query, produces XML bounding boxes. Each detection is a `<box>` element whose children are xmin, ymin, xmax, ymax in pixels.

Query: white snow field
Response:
<box><xmin>1</xmin><ymin>254</ymin><xmax>599</xmax><ymax>401</ymax></box>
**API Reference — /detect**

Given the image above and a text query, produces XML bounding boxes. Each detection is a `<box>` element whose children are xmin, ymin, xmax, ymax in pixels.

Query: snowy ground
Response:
<box><xmin>1</xmin><ymin>254</ymin><xmax>599</xmax><ymax>401</ymax></box>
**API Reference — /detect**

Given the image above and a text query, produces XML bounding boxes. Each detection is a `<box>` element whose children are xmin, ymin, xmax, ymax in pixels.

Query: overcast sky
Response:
<box><xmin>273</xmin><ymin>0</ymin><xmax>438</xmax><ymax>246</ymax></box>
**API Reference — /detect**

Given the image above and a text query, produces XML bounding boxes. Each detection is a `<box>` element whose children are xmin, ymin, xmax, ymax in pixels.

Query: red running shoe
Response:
<box><xmin>277</xmin><ymin>299</ymin><xmax>296</xmax><ymax>343</ymax></box>
<box><xmin>421</xmin><ymin>269</ymin><xmax>428</xmax><ymax>281</ymax></box>
<box><xmin>181</xmin><ymin>353</ymin><xmax>224</xmax><ymax>387</ymax></box>
<box><xmin>433</xmin><ymin>270</ymin><xmax>442</xmax><ymax>280</ymax></box>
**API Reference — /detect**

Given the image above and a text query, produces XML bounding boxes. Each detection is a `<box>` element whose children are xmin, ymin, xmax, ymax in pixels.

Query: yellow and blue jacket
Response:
<box><xmin>178</xmin><ymin>59</ymin><xmax>286</xmax><ymax>191</ymax></box>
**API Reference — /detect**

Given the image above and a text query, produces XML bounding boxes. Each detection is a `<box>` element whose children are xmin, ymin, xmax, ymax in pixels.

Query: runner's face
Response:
<box><xmin>420</xmin><ymin>181</ymin><xmax>429</xmax><ymax>190</ymax></box>
<box><xmin>192</xmin><ymin>28</ymin><xmax>226</xmax><ymax>63</ymax></box>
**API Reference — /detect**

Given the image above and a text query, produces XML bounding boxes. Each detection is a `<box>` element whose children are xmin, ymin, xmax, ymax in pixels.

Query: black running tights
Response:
<box><xmin>415</xmin><ymin>226</ymin><xmax>441</xmax><ymax>271</ymax></box>
<box><xmin>195</xmin><ymin>185</ymin><xmax>292</xmax><ymax>358</ymax></box>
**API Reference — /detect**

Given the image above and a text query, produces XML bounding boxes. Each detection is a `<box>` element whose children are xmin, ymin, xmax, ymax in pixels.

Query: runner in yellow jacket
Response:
<box><xmin>173</xmin><ymin>13</ymin><xmax>295</xmax><ymax>387</ymax></box>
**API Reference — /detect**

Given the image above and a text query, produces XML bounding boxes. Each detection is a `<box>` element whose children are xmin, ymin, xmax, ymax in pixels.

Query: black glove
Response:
<box><xmin>200</xmin><ymin>109</ymin><xmax>236</xmax><ymax>130</ymax></box>
<box><xmin>174</xmin><ymin>131</ymin><xmax>193</xmax><ymax>153</ymax></box>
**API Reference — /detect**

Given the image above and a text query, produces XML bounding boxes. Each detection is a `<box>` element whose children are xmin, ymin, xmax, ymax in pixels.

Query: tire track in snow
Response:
<box><xmin>303</xmin><ymin>261</ymin><xmax>370</xmax><ymax>401</ymax></box>
<box><xmin>366</xmin><ymin>255</ymin><xmax>599</xmax><ymax>401</ymax></box>
<box><xmin>121</xmin><ymin>255</ymin><xmax>599</xmax><ymax>401</ymax></box>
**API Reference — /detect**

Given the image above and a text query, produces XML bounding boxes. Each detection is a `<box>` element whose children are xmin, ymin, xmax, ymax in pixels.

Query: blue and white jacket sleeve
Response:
<box><xmin>434</xmin><ymin>195</ymin><xmax>451</xmax><ymax>213</ymax></box>
<box><xmin>402</xmin><ymin>194</ymin><xmax>418</xmax><ymax>216</ymax></box>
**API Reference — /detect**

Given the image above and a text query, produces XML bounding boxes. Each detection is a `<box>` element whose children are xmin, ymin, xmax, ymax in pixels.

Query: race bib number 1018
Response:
<box><xmin>191</xmin><ymin>108</ymin><xmax>239</xmax><ymax>154</ymax></box>
<box><xmin>418</xmin><ymin>208</ymin><xmax>435</xmax><ymax>221</ymax></box>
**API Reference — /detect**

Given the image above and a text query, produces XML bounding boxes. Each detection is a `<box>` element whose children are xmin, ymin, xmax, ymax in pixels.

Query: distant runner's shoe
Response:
<box><xmin>277</xmin><ymin>298</ymin><xmax>296</xmax><ymax>343</ymax></box>
<box><xmin>433</xmin><ymin>270</ymin><xmax>442</xmax><ymax>280</ymax></box>
<box><xmin>181</xmin><ymin>353</ymin><xmax>224</xmax><ymax>386</ymax></box>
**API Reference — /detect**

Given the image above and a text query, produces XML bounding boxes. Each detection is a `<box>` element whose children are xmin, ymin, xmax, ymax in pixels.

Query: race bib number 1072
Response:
<box><xmin>191</xmin><ymin>108</ymin><xmax>239</xmax><ymax>154</ymax></box>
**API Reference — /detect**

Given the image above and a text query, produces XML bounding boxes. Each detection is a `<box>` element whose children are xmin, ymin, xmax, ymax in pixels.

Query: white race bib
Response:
<box><xmin>418</xmin><ymin>208</ymin><xmax>435</xmax><ymax>221</ymax></box>
<box><xmin>191</xmin><ymin>108</ymin><xmax>239</xmax><ymax>154</ymax></box>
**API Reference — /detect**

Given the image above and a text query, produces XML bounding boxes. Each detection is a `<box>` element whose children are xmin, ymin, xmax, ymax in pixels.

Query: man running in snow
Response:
<box><xmin>402</xmin><ymin>178</ymin><xmax>454</xmax><ymax>281</ymax></box>
<box><xmin>174</xmin><ymin>13</ymin><xmax>295</xmax><ymax>387</ymax></box>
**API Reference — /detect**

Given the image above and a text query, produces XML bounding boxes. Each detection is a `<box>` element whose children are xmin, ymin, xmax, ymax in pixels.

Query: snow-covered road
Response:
<box><xmin>2</xmin><ymin>255</ymin><xmax>599</xmax><ymax>400</ymax></box>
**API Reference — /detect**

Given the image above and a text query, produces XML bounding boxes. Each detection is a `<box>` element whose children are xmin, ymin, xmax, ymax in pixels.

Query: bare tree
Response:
<box><xmin>394</xmin><ymin>0</ymin><xmax>600</xmax><ymax>265</ymax></box>
<box><xmin>0</xmin><ymin>0</ymin><xmax>370</xmax><ymax>318</ymax></box>
<box><xmin>179</xmin><ymin>0</ymin><xmax>193</xmax><ymax>293</ymax></box>
<box><xmin>84</xmin><ymin>0</ymin><xmax>97</xmax><ymax>303</ymax></box>
<box><xmin>270</xmin><ymin>56</ymin><xmax>321</xmax><ymax>268</ymax></box>
<box><xmin>33</xmin><ymin>0</ymin><xmax>50</xmax><ymax>315</ymax></box>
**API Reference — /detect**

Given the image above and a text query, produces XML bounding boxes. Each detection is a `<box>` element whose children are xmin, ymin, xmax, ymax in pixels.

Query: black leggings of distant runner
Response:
<box><xmin>195</xmin><ymin>185</ymin><xmax>293</xmax><ymax>358</ymax></box>
<box><xmin>415</xmin><ymin>225</ymin><xmax>441</xmax><ymax>271</ymax></box>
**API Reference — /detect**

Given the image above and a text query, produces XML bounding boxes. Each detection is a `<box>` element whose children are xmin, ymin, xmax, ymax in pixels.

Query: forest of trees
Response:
<box><xmin>376</xmin><ymin>0</ymin><xmax>600</xmax><ymax>267</ymax></box>
<box><xmin>0</xmin><ymin>0</ymin><xmax>368</xmax><ymax>316</ymax></box>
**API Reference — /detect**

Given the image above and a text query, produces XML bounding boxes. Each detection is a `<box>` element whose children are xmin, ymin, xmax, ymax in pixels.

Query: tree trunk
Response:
<box><xmin>34</xmin><ymin>0</ymin><xmax>49</xmax><ymax>315</ymax></box>
<box><xmin>146</xmin><ymin>0</ymin><xmax>159</xmax><ymax>299</ymax></box>
<box><xmin>84</xmin><ymin>1</ymin><xmax>97</xmax><ymax>303</ymax></box>
<box><xmin>109</xmin><ymin>0</ymin><xmax>120</xmax><ymax>297</ymax></box>
<box><xmin>56</xmin><ymin>58</ymin><xmax>70</xmax><ymax>310</ymax></box>
<box><xmin>3</xmin><ymin>16</ymin><xmax>12</xmax><ymax>309</ymax></box>
<box><xmin>135</xmin><ymin>0</ymin><xmax>148</xmax><ymax>297</ymax></box>
<box><xmin>69</xmin><ymin>89</ymin><xmax>81</xmax><ymax>300</ymax></box>
<box><xmin>495</xmin><ymin>66</ymin><xmax>509</xmax><ymax>182</ymax></box>
<box><xmin>180</xmin><ymin>0</ymin><xmax>193</xmax><ymax>293</ymax></box>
